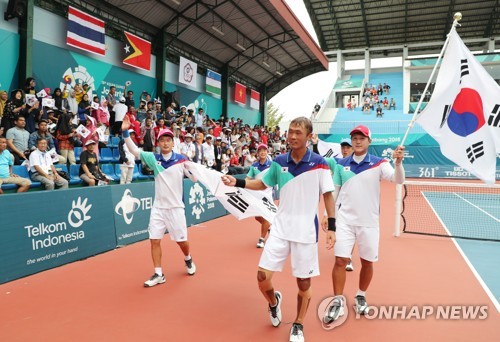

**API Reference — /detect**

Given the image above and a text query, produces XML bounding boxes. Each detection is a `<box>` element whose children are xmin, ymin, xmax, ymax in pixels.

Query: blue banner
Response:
<box><xmin>0</xmin><ymin>187</ymin><xmax>116</xmax><ymax>284</ymax></box>
<box><xmin>111</xmin><ymin>183</ymin><xmax>155</xmax><ymax>246</ymax></box>
<box><xmin>183</xmin><ymin>178</ymin><xmax>227</xmax><ymax>226</ymax></box>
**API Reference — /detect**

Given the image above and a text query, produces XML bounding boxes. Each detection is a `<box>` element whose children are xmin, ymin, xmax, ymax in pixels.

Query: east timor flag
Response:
<box><xmin>123</xmin><ymin>31</ymin><xmax>151</xmax><ymax>71</ymax></box>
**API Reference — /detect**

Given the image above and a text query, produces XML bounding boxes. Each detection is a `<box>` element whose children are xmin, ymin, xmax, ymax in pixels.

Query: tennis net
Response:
<box><xmin>397</xmin><ymin>181</ymin><xmax>500</xmax><ymax>242</ymax></box>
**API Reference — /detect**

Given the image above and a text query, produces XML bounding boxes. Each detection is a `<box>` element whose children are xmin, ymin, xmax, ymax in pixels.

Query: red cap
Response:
<box><xmin>157</xmin><ymin>129</ymin><xmax>174</xmax><ymax>140</ymax></box>
<box><xmin>257</xmin><ymin>143</ymin><xmax>268</xmax><ymax>151</ymax></box>
<box><xmin>350</xmin><ymin>125</ymin><xmax>371</xmax><ymax>139</ymax></box>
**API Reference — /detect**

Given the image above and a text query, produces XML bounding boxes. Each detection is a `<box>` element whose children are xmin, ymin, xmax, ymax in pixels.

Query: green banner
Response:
<box><xmin>334</xmin><ymin>78</ymin><xmax>363</xmax><ymax>89</ymax></box>
<box><xmin>0</xmin><ymin>187</ymin><xmax>116</xmax><ymax>284</ymax></box>
<box><xmin>111</xmin><ymin>182</ymin><xmax>155</xmax><ymax>245</ymax></box>
<box><xmin>183</xmin><ymin>179</ymin><xmax>227</xmax><ymax>226</ymax></box>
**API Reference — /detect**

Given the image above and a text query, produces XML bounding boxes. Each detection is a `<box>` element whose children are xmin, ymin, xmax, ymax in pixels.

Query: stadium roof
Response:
<box><xmin>304</xmin><ymin>0</ymin><xmax>500</xmax><ymax>57</ymax></box>
<box><xmin>40</xmin><ymin>0</ymin><xmax>328</xmax><ymax>99</ymax></box>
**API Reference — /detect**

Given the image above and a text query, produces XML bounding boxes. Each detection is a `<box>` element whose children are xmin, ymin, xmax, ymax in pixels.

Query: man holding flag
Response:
<box><xmin>223</xmin><ymin>117</ymin><xmax>336</xmax><ymax>342</ymax></box>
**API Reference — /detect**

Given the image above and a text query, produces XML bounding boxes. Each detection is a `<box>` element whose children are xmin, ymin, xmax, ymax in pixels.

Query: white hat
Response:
<box><xmin>205</xmin><ymin>134</ymin><xmax>213</xmax><ymax>139</ymax></box>
<box><xmin>184</xmin><ymin>133</ymin><xmax>193</xmax><ymax>138</ymax></box>
<box><xmin>119</xmin><ymin>96</ymin><xmax>126</xmax><ymax>103</ymax></box>
<box><xmin>85</xmin><ymin>140</ymin><xmax>96</xmax><ymax>146</ymax></box>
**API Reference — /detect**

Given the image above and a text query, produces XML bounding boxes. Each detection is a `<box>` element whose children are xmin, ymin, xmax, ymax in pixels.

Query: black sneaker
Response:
<box><xmin>144</xmin><ymin>273</ymin><xmax>166</xmax><ymax>287</ymax></box>
<box><xmin>289</xmin><ymin>323</ymin><xmax>304</xmax><ymax>342</ymax></box>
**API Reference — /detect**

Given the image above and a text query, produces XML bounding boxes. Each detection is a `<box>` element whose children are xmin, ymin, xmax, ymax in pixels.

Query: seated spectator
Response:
<box><xmin>389</xmin><ymin>98</ymin><xmax>396</xmax><ymax>110</ymax></box>
<box><xmin>377</xmin><ymin>83</ymin><xmax>383</xmax><ymax>95</ymax></box>
<box><xmin>28</xmin><ymin>119</ymin><xmax>65</xmax><ymax>164</ymax></box>
<box><xmin>346</xmin><ymin>99</ymin><xmax>353</xmax><ymax>111</ymax></box>
<box><xmin>53</xmin><ymin>87</ymin><xmax>70</xmax><ymax>114</ymax></box>
<box><xmin>383</xmin><ymin>83</ymin><xmax>391</xmax><ymax>94</ymax></box>
<box><xmin>0</xmin><ymin>136</ymin><xmax>30</xmax><ymax>194</ymax></box>
<box><xmin>382</xmin><ymin>97</ymin><xmax>389</xmax><ymax>109</ymax></box>
<box><xmin>6</xmin><ymin>116</ymin><xmax>30</xmax><ymax>165</ymax></box>
<box><xmin>202</xmin><ymin>135</ymin><xmax>215</xmax><ymax>167</ymax></box>
<box><xmin>376</xmin><ymin>105</ymin><xmax>384</xmax><ymax>118</ymax></box>
<box><xmin>180</xmin><ymin>133</ymin><xmax>196</xmax><ymax>161</ymax></box>
<box><xmin>118</xmin><ymin>131</ymin><xmax>135</xmax><ymax>184</ymax></box>
<box><xmin>228</xmin><ymin>148</ymin><xmax>245</xmax><ymax>174</ymax></box>
<box><xmin>79</xmin><ymin>140</ymin><xmax>106</xmax><ymax>186</ymax></box>
<box><xmin>29</xmin><ymin>138</ymin><xmax>68</xmax><ymax>190</ymax></box>
<box><xmin>213</xmin><ymin>136</ymin><xmax>223</xmax><ymax>171</ymax></box>
<box><xmin>244</xmin><ymin>148</ymin><xmax>257</xmax><ymax>168</ymax></box>
<box><xmin>96</xmin><ymin>99</ymin><xmax>110</xmax><ymax>126</ymax></box>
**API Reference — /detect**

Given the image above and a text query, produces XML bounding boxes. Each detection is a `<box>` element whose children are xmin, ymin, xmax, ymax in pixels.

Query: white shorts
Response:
<box><xmin>259</xmin><ymin>234</ymin><xmax>319</xmax><ymax>278</ymax></box>
<box><xmin>334</xmin><ymin>223</ymin><xmax>379</xmax><ymax>262</ymax></box>
<box><xmin>148</xmin><ymin>207</ymin><xmax>188</xmax><ymax>241</ymax></box>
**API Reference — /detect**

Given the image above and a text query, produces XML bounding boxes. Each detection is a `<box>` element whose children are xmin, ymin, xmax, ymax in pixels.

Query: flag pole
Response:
<box><xmin>400</xmin><ymin>12</ymin><xmax>463</xmax><ymax>147</ymax></box>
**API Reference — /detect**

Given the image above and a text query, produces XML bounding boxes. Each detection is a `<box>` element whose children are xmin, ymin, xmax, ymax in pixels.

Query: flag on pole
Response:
<box><xmin>206</xmin><ymin>69</ymin><xmax>222</xmax><ymax>96</ymax></box>
<box><xmin>179</xmin><ymin>57</ymin><xmax>197</xmax><ymax>87</ymax></box>
<box><xmin>416</xmin><ymin>29</ymin><xmax>497</xmax><ymax>184</ymax></box>
<box><xmin>250</xmin><ymin>90</ymin><xmax>260</xmax><ymax>110</ymax></box>
<box><xmin>234</xmin><ymin>82</ymin><xmax>246</xmax><ymax>105</ymax></box>
<box><xmin>317</xmin><ymin>139</ymin><xmax>342</xmax><ymax>159</ymax></box>
<box><xmin>123</xmin><ymin>31</ymin><xmax>151</xmax><ymax>71</ymax></box>
<box><xmin>66</xmin><ymin>6</ymin><xmax>105</xmax><ymax>56</ymax></box>
<box><xmin>184</xmin><ymin>162</ymin><xmax>276</xmax><ymax>223</ymax></box>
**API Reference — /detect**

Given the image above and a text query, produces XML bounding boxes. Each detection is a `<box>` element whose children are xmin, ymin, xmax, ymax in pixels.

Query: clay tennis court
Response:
<box><xmin>1</xmin><ymin>182</ymin><xmax>499</xmax><ymax>341</ymax></box>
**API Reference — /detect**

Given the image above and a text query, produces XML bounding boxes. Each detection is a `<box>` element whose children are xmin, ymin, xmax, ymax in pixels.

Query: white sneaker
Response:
<box><xmin>268</xmin><ymin>291</ymin><xmax>282</xmax><ymax>327</ymax></box>
<box><xmin>289</xmin><ymin>323</ymin><xmax>304</xmax><ymax>342</ymax></box>
<box><xmin>256</xmin><ymin>238</ymin><xmax>265</xmax><ymax>248</ymax></box>
<box><xmin>144</xmin><ymin>273</ymin><xmax>166</xmax><ymax>287</ymax></box>
<box><xmin>185</xmin><ymin>258</ymin><xmax>196</xmax><ymax>275</ymax></box>
<box><xmin>346</xmin><ymin>260</ymin><xmax>354</xmax><ymax>272</ymax></box>
<box><xmin>323</xmin><ymin>296</ymin><xmax>345</xmax><ymax>324</ymax></box>
<box><xmin>354</xmin><ymin>295</ymin><xmax>369</xmax><ymax>315</ymax></box>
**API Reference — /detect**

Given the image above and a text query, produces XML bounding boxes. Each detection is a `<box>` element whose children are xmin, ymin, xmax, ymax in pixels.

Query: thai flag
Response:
<box><xmin>66</xmin><ymin>6</ymin><xmax>105</xmax><ymax>56</ymax></box>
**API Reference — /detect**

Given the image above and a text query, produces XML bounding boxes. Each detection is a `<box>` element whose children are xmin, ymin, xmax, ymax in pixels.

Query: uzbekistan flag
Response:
<box><xmin>206</xmin><ymin>69</ymin><xmax>222</xmax><ymax>96</ymax></box>
<box><xmin>250</xmin><ymin>90</ymin><xmax>260</xmax><ymax>110</ymax></box>
<box><xmin>66</xmin><ymin>6</ymin><xmax>105</xmax><ymax>56</ymax></box>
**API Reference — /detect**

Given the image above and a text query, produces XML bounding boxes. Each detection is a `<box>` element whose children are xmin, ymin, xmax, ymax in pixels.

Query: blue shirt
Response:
<box><xmin>0</xmin><ymin>150</ymin><xmax>13</xmax><ymax>178</ymax></box>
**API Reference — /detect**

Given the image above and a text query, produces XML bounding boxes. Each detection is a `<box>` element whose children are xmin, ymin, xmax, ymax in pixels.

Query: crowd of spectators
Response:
<box><xmin>0</xmin><ymin>78</ymin><xmax>288</xmax><ymax>194</ymax></box>
<box><xmin>344</xmin><ymin>82</ymin><xmax>396</xmax><ymax>114</ymax></box>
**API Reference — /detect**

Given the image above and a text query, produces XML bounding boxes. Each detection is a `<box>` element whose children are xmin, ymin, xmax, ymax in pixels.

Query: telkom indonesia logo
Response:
<box><xmin>67</xmin><ymin>197</ymin><xmax>92</xmax><ymax>228</ymax></box>
<box><xmin>114</xmin><ymin>189</ymin><xmax>141</xmax><ymax>225</ymax></box>
<box><xmin>189</xmin><ymin>183</ymin><xmax>206</xmax><ymax>219</ymax></box>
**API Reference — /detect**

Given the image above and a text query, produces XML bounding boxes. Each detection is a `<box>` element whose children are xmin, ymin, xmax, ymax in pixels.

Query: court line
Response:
<box><xmin>421</xmin><ymin>192</ymin><xmax>500</xmax><ymax>313</ymax></box>
<box><xmin>453</xmin><ymin>193</ymin><xmax>500</xmax><ymax>223</ymax></box>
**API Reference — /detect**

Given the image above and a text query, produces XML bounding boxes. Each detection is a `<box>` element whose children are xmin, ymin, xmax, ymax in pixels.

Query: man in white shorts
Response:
<box><xmin>121</xmin><ymin>116</ymin><xmax>197</xmax><ymax>287</ymax></box>
<box><xmin>223</xmin><ymin>117</ymin><xmax>335</xmax><ymax>342</ymax></box>
<box><xmin>323</xmin><ymin>125</ymin><xmax>405</xmax><ymax>322</ymax></box>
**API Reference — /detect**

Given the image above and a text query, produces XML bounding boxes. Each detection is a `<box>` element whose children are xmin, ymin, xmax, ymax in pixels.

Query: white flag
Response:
<box><xmin>179</xmin><ymin>56</ymin><xmax>197</xmax><ymax>87</ymax></box>
<box><xmin>184</xmin><ymin>162</ymin><xmax>276</xmax><ymax>223</ymax></box>
<box><xmin>416</xmin><ymin>29</ymin><xmax>497</xmax><ymax>184</ymax></box>
<box><xmin>317</xmin><ymin>139</ymin><xmax>342</xmax><ymax>158</ymax></box>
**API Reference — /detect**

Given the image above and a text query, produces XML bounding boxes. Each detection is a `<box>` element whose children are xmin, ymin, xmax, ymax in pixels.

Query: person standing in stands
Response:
<box><xmin>121</xmin><ymin>115</ymin><xmax>197</xmax><ymax>287</ymax></box>
<box><xmin>112</xmin><ymin>97</ymin><xmax>128</xmax><ymax>136</ymax></box>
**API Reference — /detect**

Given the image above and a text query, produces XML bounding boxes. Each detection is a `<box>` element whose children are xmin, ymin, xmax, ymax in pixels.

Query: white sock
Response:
<box><xmin>356</xmin><ymin>289</ymin><xmax>366</xmax><ymax>297</ymax></box>
<box><xmin>184</xmin><ymin>255</ymin><xmax>191</xmax><ymax>261</ymax></box>
<box><xmin>155</xmin><ymin>267</ymin><xmax>163</xmax><ymax>276</ymax></box>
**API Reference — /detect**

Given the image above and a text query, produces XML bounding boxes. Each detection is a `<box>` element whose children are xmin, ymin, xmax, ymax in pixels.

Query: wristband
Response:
<box><xmin>327</xmin><ymin>217</ymin><xmax>336</xmax><ymax>232</ymax></box>
<box><xmin>122</xmin><ymin>130</ymin><xmax>130</xmax><ymax>138</ymax></box>
<box><xmin>235</xmin><ymin>178</ymin><xmax>246</xmax><ymax>188</ymax></box>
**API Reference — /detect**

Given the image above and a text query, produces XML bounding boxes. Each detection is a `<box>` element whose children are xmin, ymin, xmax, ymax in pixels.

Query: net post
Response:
<box><xmin>394</xmin><ymin>183</ymin><xmax>403</xmax><ymax>237</ymax></box>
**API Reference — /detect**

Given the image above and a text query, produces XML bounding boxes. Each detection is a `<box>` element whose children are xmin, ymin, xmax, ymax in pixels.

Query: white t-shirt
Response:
<box><xmin>29</xmin><ymin>149</ymin><xmax>53</xmax><ymax>174</ymax></box>
<box><xmin>112</xmin><ymin>103</ymin><xmax>128</xmax><ymax>122</ymax></box>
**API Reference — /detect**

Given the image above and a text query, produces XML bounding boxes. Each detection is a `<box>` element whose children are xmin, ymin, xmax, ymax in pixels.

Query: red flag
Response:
<box><xmin>250</xmin><ymin>90</ymin><xmax>260</xmax><ymax>109</ymax></box>
<box><xmin>234</xmin><ymin>82</ymin><xmax>246</xmax><ymax>105</ymax></box>
<box><xmin>123</xmin><ymin>31</ymin><xmax>151</xmax><ymax>71</ymax></box>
